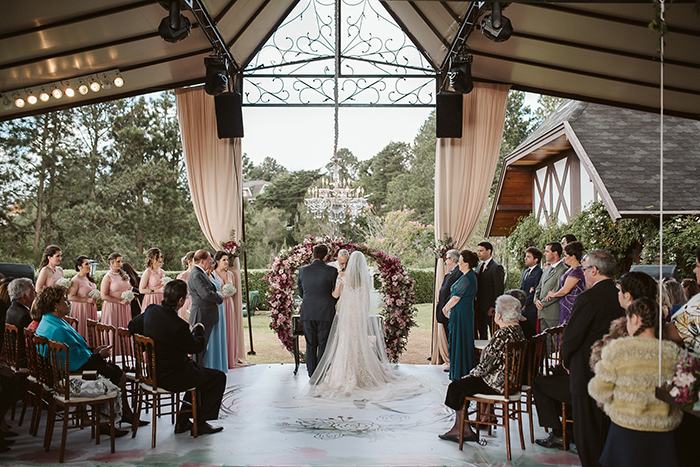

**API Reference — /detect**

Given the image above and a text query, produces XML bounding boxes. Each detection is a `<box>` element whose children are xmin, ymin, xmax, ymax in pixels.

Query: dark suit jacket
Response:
<box><xmin>187</xmin><ymin>266</ymin><xmax>223</xmax><ymax>336</ymax></box>
<box><xmin>562</xmin><ymin>279</ymin><xmax>624</xmax><ymax>395</ymax></box>
<box><xmin>520</xmin><ymin>265</ymin><xmax>543</xmax><ymax>320</ymax></box>
<box><xmin>297</xmin><ymin>260</ymin><xmax>338</xmax><ymax>322</ymax></box>
<box><xmin>5</xmin><ymin>301</ymin><xmax>32</xmax><ymax>367</ymax></box>
<box><xmin>129</xmin><ymin>304</ymin><xmax>208</xmax><ymax>393</ymax></box>
<box><xmin>436</xmin><ymin>266</ymin><xmax>463</xmax><ymax>326</ymax></box>
<box><xmin>476</xmin><ymin>259</ymin><xmax>505</xmax><ymax>314</ymax></box>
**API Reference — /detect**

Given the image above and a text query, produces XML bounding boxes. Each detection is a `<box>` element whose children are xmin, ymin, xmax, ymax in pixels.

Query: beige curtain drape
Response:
<box><xmin>175</xmin><ymin>86</ymin><xmax>246</xmax><ymax>363</ymax></box>
<box><xmin>431</xmin><ymin>82</ymin><xmax>510</xmax><ymax>365</ymax></box>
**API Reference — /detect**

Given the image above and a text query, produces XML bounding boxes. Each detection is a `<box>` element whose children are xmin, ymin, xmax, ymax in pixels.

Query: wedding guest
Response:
<box><xmin>505</xmin><ymin>288</ymin><xmax>535</xmax><ymax>339</ymax></box>
<box><xmin>176</xmin><ymin>251</ymin><xmax>195</xmax><ymax>322</ymax></box>
<box><xmin>35</xmin><ymin>245</ymin><xmax>63</xmax><ymax>292</ymax></box>
<box><xmin>439</xmin><ymin>295</ymin><xmax>526</xmax><ymax>443</ymax></box>
<box><xmin>204</xmin><ymin>253</ymin><xmax>228</xmax><ymax>373</ymax></box>
<box><xmin>436</xmin><ymin>249</ymin><xmax>463</xmax><ymax>350</ymax></box>
<box><xmin>681</xmin><ymin>278</ymin><xmax>699</xmax><ymax>301</ymax></box>
<box><xmin>35</xmin><ymin>285</ymin><xmax>145</xmax><ymax>434</ymax></box>
<box><xmin>213</xmin><ymin>251</ymin><xmax>240</xmax><ymax>369</ymax></box>
<box><xmin>534</xmin><ymin>242</ymin><xmax>566</xmax><ymax>331</ymax></box>
<box><xmin>589</xmin><ymin>297</ymin><xmax>682</xmax><ymax>467</ymax></box>
<box><xmin>100</xmin><ymin>253</ymin><xmax>132</xmax><ymax>354</ymax></box>
<box><xmin>664</xmin><ymin>280</ymin><xmax>686</xmax><ymax>320</ymax></box>
<box><xmin>561</xmin><ymin>234</ymin><xmax>577</xmax><ymax>246</ymax></box>
<box><xmin>520</xmin><ymin>246</ymin><xmax>543</xmax><ymax>327</ymax></box>
<box><xmin>442</xmin><ymin>250</ymin><xmax>478</xmax><ymax>381</ymax></box>
<box><xmin>122</xmin><ymin>262</ymin><xmax>143</xmax><ymax>319</ymax></box>
<box><xmin>5</xmin><ymin>278</ymin><xmax>36</xmax><ymax>366</ymax></box>
<box><xmin>330</xmin><ymin>249</ymin><xmax>349</xmax><ymax>272</ymax></box>
<box><xmin>67</xmin><ymin>255</ymin><xmax>98</xmax><ymax>339</ymax></box>
<box><xmin>667</xmin><ymin>247</ymin><xmax>700</xmax><ymax>352</ymax></box>
<box><xmin>139</xmin><ymin>247</ymin><xmax>165</xmax><ymax>311</ymax></box>
<box><xmin>475</xmin><ymin>241</ymin><xmax>505</xmax><ymax>339</ymax></box>
<box><xmin>546</xmin><ymin>241</ymin><xmax>585</xmax><ymax>325</ymax></box>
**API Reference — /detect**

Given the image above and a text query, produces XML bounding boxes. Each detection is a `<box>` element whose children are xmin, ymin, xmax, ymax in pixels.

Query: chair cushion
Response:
<box><xmin>139</xmin><ymin>382</ymin><xmax>196</xmax><ymax>394</ymax></box>
<box><xmin>54</xmin><ymin>391</ymin><xmax>118</xmax><ymax>404</ymax></box>
<box><xmin>471</xmin><ymin>393</ymin><xmax>521</xmax><ymax>402</ymax></box>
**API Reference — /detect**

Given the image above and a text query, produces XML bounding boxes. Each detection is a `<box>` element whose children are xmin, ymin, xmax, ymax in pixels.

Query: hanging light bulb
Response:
<box><xmin>113</xmin><ymin>73</ymin><xmax>124</xmax><ymax>87</ymax></box>
<box><xmin>27</xmin><ymin>91</ymin><xmax>38</xmax><ymax>105</ymax></box>
<box><xmin>13</xmin><ymin>93</ymin><xmax>25</xmax><ymax>108</ymax></box>
<box><xmin>39</xmin><ymin>89</ymin><xmax>50</xmax><ymax>102</ymax></box>
<box><xmin>78</xmin><ymin>81</ymin><xmax>89</xmax><ymax>95</ymax></box>
<box><xmin>51</xmin><ymin>86</ymin><xmax>63</xmax><ymax>99</ymax></box>
<box><xmin>64</xmin><ymin>85</ymin><xmax>75</xmax><ymax>98</ymax></box>
<box><xmin>89</xmin><ymin>77</ymin><xmax>101</xmax><ymax>92</ymax></box>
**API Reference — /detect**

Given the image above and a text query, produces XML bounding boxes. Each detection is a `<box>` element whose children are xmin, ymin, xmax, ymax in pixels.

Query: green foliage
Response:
<box><xmin>239</xmin><ymin>269</ymin><xmax>274</xmax><ymax>311</ymax></box>
<box><xmin>255</xmin><ymin>169</ymin><xmax>321</xmax><ymax>224</ymax></box>
<box><xmin>357</xmin><ymin>141</ymin><xmax>410</xmax><ymax>215</ymax></box>
<box><xmin>324</xmin><ymin>148</ymin><xmax>359</xmax><ymax>180</ymax></box>
<box><xmin>244</xmin><ymin>155</ymin><xmax>288</xmax><ymax>182</ymax></box>
<box><xmin>243</xmin><ymin>206</ymin><xmax>289</xmax><ymax>269</ymax></box>
<box><xmin>533</xmin><ymin>95</ymin><xmax>566</xmax><ymax>126</ymax></box>
<box><xmin>364</xmin><ymin>209</ymin><xmax>435</xmax><ymax>268</ymax></box>
<box><xmin>407</xmin><ymin>268</ymin><xmax>435</xmax><ymax>304</ymax></box>
<box><xmin>642</xmin><ymin>215</ymin><xmax>700</xmax><ymax>277</ymax></box>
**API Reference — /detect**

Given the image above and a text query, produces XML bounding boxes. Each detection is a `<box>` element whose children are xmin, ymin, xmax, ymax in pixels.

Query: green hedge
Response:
<box><xmin>407</xmin><ymin>268</ymin><xmax>435</xmax><ymax>304</ymax></box>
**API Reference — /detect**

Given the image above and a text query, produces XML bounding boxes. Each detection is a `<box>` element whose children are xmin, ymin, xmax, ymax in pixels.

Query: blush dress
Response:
<box><xmin>100</xmin><ymin>271</ymin><xmax>132</xmax><ymax>355</ymax></box>
<box><xmin>140</xmin><ymin>268</ymin><xmax>165</xmax><ymax>312</ymax></box>
<box><xmin>176</xmin><ymin>270</ymin><xmax>192</xmax><ymax>323</ymax></box>
<box><xmin>70</xmin><ymin>275</ymin><xmax>98</xmax><ymax>340</ymax></box>
<box><xmin>41</xmin><ymin>265</ymin><xmax>64</xmax><ymax>289</ymax></box>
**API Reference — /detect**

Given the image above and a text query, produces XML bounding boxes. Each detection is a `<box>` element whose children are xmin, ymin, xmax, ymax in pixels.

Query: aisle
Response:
<box><xmin>1</xmin><ymin>364</ymin><xmax>582</xmax><ymax>466</ymax></box>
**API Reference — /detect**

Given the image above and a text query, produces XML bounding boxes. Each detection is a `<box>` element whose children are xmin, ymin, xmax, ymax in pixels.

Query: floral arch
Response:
<box><xmin>264</xmin><ymin>236</ymin><xmax>417</xmax><ymax>363</ymax></box>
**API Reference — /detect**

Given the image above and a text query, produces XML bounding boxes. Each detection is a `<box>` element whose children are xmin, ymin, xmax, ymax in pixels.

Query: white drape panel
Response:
<box><xmin>175</xmin><ymin>86</ymin><xmax>245</xmax><ymax>361</ymax></box>
<box><xmin>431</xmin><ymin>83</ymin><xmax>510</xmax><ymax>364</ymax></box>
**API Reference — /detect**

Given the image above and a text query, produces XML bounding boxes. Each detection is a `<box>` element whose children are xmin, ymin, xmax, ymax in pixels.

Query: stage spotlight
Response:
<box><xmin>78</xmin><ymin>81</ymin><xmax>89</xmax><ymax>95</ymax></box>
<box><xmin>65</xmin><ymin>85</ymin><xmax>75</xmax><ymax>98</ymax></box>
<box><xmin>13</xmin><ymin>93</ymin><xmax>25</xmax><ymax>108</ymax></box>
<box><xmin>89</xmin><ymin>77</ymin><xmax>101</xmax><ymax>93</ymax></box>
<box><xmin>51</xmin><ymin>86</ymin><xmax>63</xmax><ymax>99</ymax></box>
<box><xmin>449</xmin><ymin>53</ymin><xmax>473</xmax><ymax>95</ymax></box>
<box><xmin>39</xmin><ymin>89</ymin><xmax>50</xmax><ymax>102</ymax></box>
<box><xmin>3</xmin><ymin>95</ymin><xmax>11</xmax><ymax>110</ymax></box>
<box><xmin>158</xmin><ymin>1</ymin><xmax>191</xmax><ymax>43</ymax></box>
<box><xmin>114</xmin><ymin>73</ymin><xmax>124</xmax><ymax>87</ymax></box>
<box><xmin>204</xmin><ymin>55</ymin><xmax>229</xmax><ymax>96</ymax></box>
<box><xmin>27</xmin><ymin>92</ymin><xmax>38</xmax><ymax>105</ymax></box>
<box><xmin>481</xmin><ymin>2</ymin><xmax>512</xmax><ymax>43</ymax></box>
<box><xmin>102</xmin><ymin>78</ymin><xmax>112</xmax><ymax>90</ymax></box>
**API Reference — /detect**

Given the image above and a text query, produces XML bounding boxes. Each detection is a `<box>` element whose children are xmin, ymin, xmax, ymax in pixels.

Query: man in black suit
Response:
<box><xmin>297</xmin><ymin>244</ymin><xmax>338</xmax><ymax>377</ymax></box>
<box><xmin>563</xmin><ymin>249</ymin><xmax>623</xmax><ymax>467</ymax></box>
<box><xmin>188</xmin><ymin>250</ymin><xmax>223</xmax><ymax>365</ymax></box>
<box><xmin>5</xmin><ymin>278</ymin><xmax>36</xmax><ymax>367</ymax></box>
<box><xmin>475</xmin><ymin>241</ymin><xmax>505</xmax><ymax>339</ymax></box>
<box><xmin>436</xmin><ymin>249</ymin><xmax>463</xmax><ymax>344</ymax></box>
<box><xmin>520</xmin><ymin>246</ymin><xmax>543</xmax><ymax>329</ymax></box>
<box><xmin>129</xmin><ymin>280</ymin><xmax>226</xmax><ymax>435</ymax></box>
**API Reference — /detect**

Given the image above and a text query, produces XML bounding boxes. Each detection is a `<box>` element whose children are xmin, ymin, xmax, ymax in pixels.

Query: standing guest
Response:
<box><xmin>520</xmin><ymin>247</ymin><xmax>543</xmax><ymax>328</ymax></box>
<box><xmin>122</xmin><ymin>262</ymin><xmax>143</xmax><ymax>319</ymax></box>
<box><xmin>35</xmin><ymin>245</ymin><xmax>63</xmax><ymax>292</ymax></box>
<box><xmin>100</xmin><ymin>253</ymin><xmax>132</xmax><ymax>354</ymax></box>
<box><xmin>330</xmin><ymin>249</ymin><xmax>350</xmax><ymax>273</ymax></box>
<box><xmin>475</xmin><ymin>241</ymin><xmax>505</xmax><ymax>339</ymax></box>
<box><xmin>534</xmin><ymin>242</ymin><xmax>567</xmax><ymax>331</ymax></box>
<box><xmin>561</xmin><ymin>234</ymin><xmax>577</xmax><ymax>247</ymax></box>
<box><xmin>67</xmin><ymin>255</ymin><xmax>98</xmax><ymax>339</ymax></box>
<box><xmin>505</xmin><ymin>289</ymin><xmax>536</xmax><ymax>339</ymax></box>
<box><xmin>681</xmin><ymin>278</ymin><xmax>699</xmax><ymax>301</ymax></box>
<box><xmin>442</xmin><ymin>250</ymin><xmax>478</xmax><ymax>381</ymax></box>
<box><xmin>5</xmin><ymin>278</ymin><xmax>36</xmax><ymax>366</ymax></box>
<box><xmin>589</xmin><ymin>297</ymin><xmax>682</xmax><ymax>467</ymax></box>
<box><xmin>436</xmin><ymin>249</ymin><xmax>463</xmax><ymax>348</ymax></box>
<box><xmin>139</xmin><ymin>247</ymin><xmax>165</xmax><ymax>311</ymax></box>
<box><xmin>546</xmin><ymin>241</ymin><xmax>585</xmax><ymax>325</ymax></box>
<box><xmin>214</xmin><ymin>251</ymin><xmax>240</xmax><ymax>369</ymax></box>
<box><xmin>664</xmin><ymin>280</ymin><xmax>686</xmax><ymax>320</ymax></box>
<box><xmin>188</xmin><ymin>250</ymin><xmax>224</xmax><ymax>365</ymax></box>
<box><xmin>203</xmin><ymin>256</ymin><xmax>227</xmax><ymax>373</ymax></box>
<box><xmin>128</xmin><ymin>280</ymin><xmax>225</xmax><ymax>435</ymax></box>
<box><xmin>176</xmin><ymin>251</ymin><xmax>195</xmax><ymax>322</ymax></box>
<box><xmin>562</xmin><ymin>249</ymin><xmax>624</xmax><ymax>467</ymax></box>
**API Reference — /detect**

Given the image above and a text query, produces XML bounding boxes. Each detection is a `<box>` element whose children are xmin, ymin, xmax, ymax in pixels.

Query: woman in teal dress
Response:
<box><xmin>203</xmin><ymin>265</ymin><xmax>229</xmax><ymax>373</ymax></box>
<box><xmin>442</xmin><ymin>250</ymin><xmax>479</xmax><ymax>381</ymax></box>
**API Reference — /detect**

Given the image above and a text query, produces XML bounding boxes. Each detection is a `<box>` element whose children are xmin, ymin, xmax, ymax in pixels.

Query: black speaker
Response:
<box><xmin>0</xmin><ymin>263</ymin><xmax>35</xmax><ymax>283</ymax></box>
<box><xmin>436</xmin><ymin>91</ymin><xmax>463</xmax><ymax>138</ymax></box>
<box><xmin>214</xmin><ymin>91</ymin><xmax>244</xmax><ymax>139</ymax></box>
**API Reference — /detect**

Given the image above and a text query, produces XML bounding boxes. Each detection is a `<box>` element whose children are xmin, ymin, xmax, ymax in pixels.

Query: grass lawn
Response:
<box><xmin>241</xmin><ymin>303</ymin><xmax>435</xmax><ymax>365</ymax></box>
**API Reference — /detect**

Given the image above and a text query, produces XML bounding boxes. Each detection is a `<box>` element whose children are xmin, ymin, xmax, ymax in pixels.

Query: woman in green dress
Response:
<box><xmin>442</xmin><ymin>250</ymin><xmax>478</xmax><ymax>381</ymax></box>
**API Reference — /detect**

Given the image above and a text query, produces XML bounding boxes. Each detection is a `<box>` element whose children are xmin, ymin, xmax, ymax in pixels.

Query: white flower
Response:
<box><xmin>161</xmin><ymin>276</ymin><xmax>173</xmax><ymax>286</ymax></box>
<box><xmin>121</xmin><ymin>290</ymin><xmax>135</xmax><ymax>302</ymax></box>
<box><xmin>56</xmin><ymin>277</ymin><xmax>72</xmax><ymax>288</ymax></box>
<box><xmin>673</xmin><ymin>372</ymin><xmax>696</xmax><ymax>388</ymax></box>
<box><xmin>88</xmin><ymin>289</ymin><xmax>101</xmax><ymax>299</ymax></box>
<box><xmin>184</xmin><ymin>309</ymin><xmax>190</xmax><ymax>321</ymax></box>
<box><xmin>222</xmin><ymin>283</ymin><xmax>237</xmax><ymax>297</ymax></box>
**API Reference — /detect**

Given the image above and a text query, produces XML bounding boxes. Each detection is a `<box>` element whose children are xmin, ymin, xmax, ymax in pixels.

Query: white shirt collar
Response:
<box><xmin>481</xmin><ymin>257</ymin><xmax>492</xmax><ymax>268</ymax></box>
<box><xmin>550</xmin><ymin>259</ymin><xmax>564</xmax><ymax>269</ymax></box>
<box><xmin>195</xmin><ymin>264</ymin><xmax>206</xmax><ymax>273</ymax></box>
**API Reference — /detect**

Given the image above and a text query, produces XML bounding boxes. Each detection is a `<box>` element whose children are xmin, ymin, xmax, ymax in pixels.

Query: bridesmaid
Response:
<box><xmin>213</xmin><ymin>251</ymin><xmax>239</xmax><ymax>369</ymax></box>
<box><xmin>204</xmin><ymin>255</ymin><xmax>228</xmax><ymax>373</ymax></box>
<box><xmin>67</xmin><ymin>255</ymin><xmax>98</xmax><ymax>339</ymax></box>
<box><xmin>35</xmin><ymin>245</ymin><xmax>63</xmax><ymax>292</ymax></box>
<box><xmin>100</xmin><ymin>252</ymin><xmax>132</xmax><ymax>354</ymax></box>
<box><xmin>176</xmin><ymin>251</ymin><xmax>195</xmax><ymax>322</ymax></box>
<box><xmin>139</xmin><ymin>247</ymin><xmax>165</xmax><ymax>312</ymax></box>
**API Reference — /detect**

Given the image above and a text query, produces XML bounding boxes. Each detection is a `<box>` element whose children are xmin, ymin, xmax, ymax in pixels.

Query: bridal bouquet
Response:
<box><xmin>121</xmin><ymin>290</ymin><xmax>135</xmax><ymax>302</ymax></box>
<box><xmin>221</xmin><ymin>230</ymin><xmax>244</xmax><ymax>258</ymax></box>
<box><xmin>56</xmin><ymin>277</ymin><xmax>72</xmax><ymax>289</ymax></box>
<box><xmin>88</xmin><ymin>289</ymin><xmax>101</xmax><ymax>300</ymax></box>
<box><xmin>222</xmin><ymin>283</ymin><xmax>237</xmax><ymax>297</ymax></box>
<box><xmin>161</xmin><ymin>276</ymin><xmax>173</xmax><ymax>287</ymax></box>
<box><xmin>669</xmin><ymin>349</ymin><xmax>700</xmax><ymax>410</ymax></box>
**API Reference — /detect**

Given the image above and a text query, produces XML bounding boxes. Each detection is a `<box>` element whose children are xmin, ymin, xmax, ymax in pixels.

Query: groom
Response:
<box><xmin>297</xmin><ymin>244</ymin><xmax>338</xmax><ymax>377</ymax></box>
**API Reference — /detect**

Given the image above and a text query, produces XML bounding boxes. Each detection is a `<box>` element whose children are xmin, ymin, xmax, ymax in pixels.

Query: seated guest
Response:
<box><xmin>681</xmin><ymin>278</ymin><xmax>699</xmax><ymax>301</ymax></box>
<box><xmin>438</xmin><ymin>295</ymin><xmax>525</xmax><ymax>443</ymax></box>
<box><xmin>128</xmin><ymin>280</ymin><xmax>226</xmax><ymax>435</ymax></box>
<box><xmin>505</xmin><ymin>288</ymin><xmax>536</xmax><ymax>339</ymax></box>
<box><xmin>589</xmin><ymin>298</ymin><xmax>682</xmax><ymax>467</ymax></box>
<box><xmin>5</xmin><ymin>278</ymin><xmax>36</xmax><ymax>367</ymax></box>
<box><xmin>35</xmin><ymin>285</ymin><xmax>145</xmax><ymax>435</ymax></box>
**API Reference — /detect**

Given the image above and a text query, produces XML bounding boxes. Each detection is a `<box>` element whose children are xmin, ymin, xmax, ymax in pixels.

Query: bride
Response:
<box><xmin>307</xmin><ymin>251</ymin><xmax>425</xmax><ymax>401</ymax></box>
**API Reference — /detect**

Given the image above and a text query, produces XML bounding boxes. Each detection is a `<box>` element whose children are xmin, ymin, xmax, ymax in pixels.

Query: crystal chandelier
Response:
<box><xmin>304</xmin><ymin>0</ymin><xmax>368</xmax><ymax>224</ymax></box>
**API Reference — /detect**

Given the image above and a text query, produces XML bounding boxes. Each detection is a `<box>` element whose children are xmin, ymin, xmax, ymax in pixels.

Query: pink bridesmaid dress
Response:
<box><xmin>217</xmin><ymin>270</ymin><xmax>240</xmax><ymax>369</ymax></box>
<box><xmin>176</xmin><ymin>270</ymin><xmax>192</xmax><ymax>323</ymax></box>
<box><xmin>43</xmin><ymin>266</ymin><xmax>64</xmax><ymax>288</ymax></box>
<box><xmin>101</xmin><ymin>271</ymin><xmax>131</xmax><ymax>355</ymax></box>
<box><xmin>141</xmin><ymin>268</ymin><xmax>165</xmax><ymax>312</ymax></box>
<box><xmin>70</xmin><ymin>275</ymin><xmax>98</xmax><ymax>340</ymax></box>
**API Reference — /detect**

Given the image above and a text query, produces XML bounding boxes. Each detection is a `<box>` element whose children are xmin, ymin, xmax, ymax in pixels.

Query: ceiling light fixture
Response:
<box><xmin>158</xmin><ymin>0</ymin><xmax>192</xmax><ymax>43</ymax></box>
<box><xmin>13</xmin><ymin>93</ymin><xmax>25</xmax><ymax>108</ymax></box>
<box><xmin>113</xmin><ymin>73</ymin><xmax>124</xmax><ymax>87</ymax></box>
<box><xmin>449</xmin><ymin>51</ymin><xmax>474</xmax><ymax>94</ymax></box>
<box><xmin>26</xmin><ymin>91</ymin><xmax>38</xmax><ymax>105</ymax></box>
<box><xmin>51</xmin><ymin>86</ymin><xmax>63</xmax><ymax>99</ymax></box>
<box><xmin>89</xmin><ymin>78</ymin><xmax>101</xmax><ymax>93</ymax></box>
<box><xmin>3</xmin><ymin>95</ymin><xmax>12</xmax><ymax>110</ymax></box>
<box><xmin>481</xmin><ymin>2</ymin><xmax>512</xmax><ymax>43</ymax></box>
<box><xmin>64</xmin><ymin>85</ymin><xmax>75</xmax><ymax>97</ymax></box>
<box><xmin>204</xmin><ymin>55</ymin><xmax>229</xmax><ymax>96</ymax></box>
<box><xmin>39</xmin><ymin>89</ymin><xmax>51</xmax><ymax>102</ymax></box>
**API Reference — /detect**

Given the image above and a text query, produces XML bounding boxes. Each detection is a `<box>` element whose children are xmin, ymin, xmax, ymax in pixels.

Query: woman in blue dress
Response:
<box><xmin>203</xmin><ymin>259</ymin><xmax>229</xmax><ymax>373</ymax></box>
<box><xmin>442</xmin><ymin>250</ymin><xmax>479</xmax><ymax>381</ymax></box>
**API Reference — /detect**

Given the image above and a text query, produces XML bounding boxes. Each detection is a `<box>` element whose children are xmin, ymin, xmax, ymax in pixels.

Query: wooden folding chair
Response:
<box><xmin>27</xmin><ymin>334</ymin><xmax>53</xmax><ymax>436</ymax></box>
<box><xmin>544</xmin><ymin>325</ymin><xmax>565</xmax><ymax>373</ymax></box>
<box><xmin>521</xmin><ymin>332</ymin><xmax>548</xmax><ymax>443</ymax></box>
<box><xmin>462</xmin><ymin>340</ymin><xmax>527</xmax><ymax>461</ymax></box>
<box><xmin>3</xmin><ymin>324</ymin><xmax>29</xmax><ymax>422</ymax></box>
<box><xmin>116</xmin><ymin>327</ymin><xmax>138</xmax><ymax>408</ymax></box>
<box><xmin>85</xmin><ymin>318</ymin><xmax>100</xmax><ymax>348</ymax></box>
<box><xmin>44</xmin><ymin>340</ymin><xmax>117</xmax><ymax>463</ymax></box>
<box><xmin>63</xmin><ymin>316</ymin><xmax>78</xmax><ymax>332</ymax></box>
<box><xmin>132</xmin><ymin>334</ymin><xmax>197</xmax><ymax>448</ymax></box>
<box><xmin>96</xmin><ymin>323</ymin><xmax>116</xmax><ymax>364</ymax></box>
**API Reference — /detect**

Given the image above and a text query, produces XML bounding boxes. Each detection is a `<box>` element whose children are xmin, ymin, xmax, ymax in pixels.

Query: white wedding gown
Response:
<box><xmin>306</xmin><ymin>251</ymin><xmax>426</xmax><ymax>401</ymax></box>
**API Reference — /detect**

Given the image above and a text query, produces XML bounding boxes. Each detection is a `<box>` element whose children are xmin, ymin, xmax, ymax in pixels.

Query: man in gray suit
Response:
<box><xmin>534</xmin><ymin>242</ymin><xmax>567</xmax><ymax>330</ymax></box>
<box><xmin>188</xmin><ymin>250</ymin><xmax>223</xmax><ymax>364</ymax></box>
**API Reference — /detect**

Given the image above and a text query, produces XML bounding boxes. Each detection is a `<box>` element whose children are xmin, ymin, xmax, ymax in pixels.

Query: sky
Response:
<box><xmin>241</xmin><ymin>92</ymin><xmax>541</xmax><ymax>173</ymax></box>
